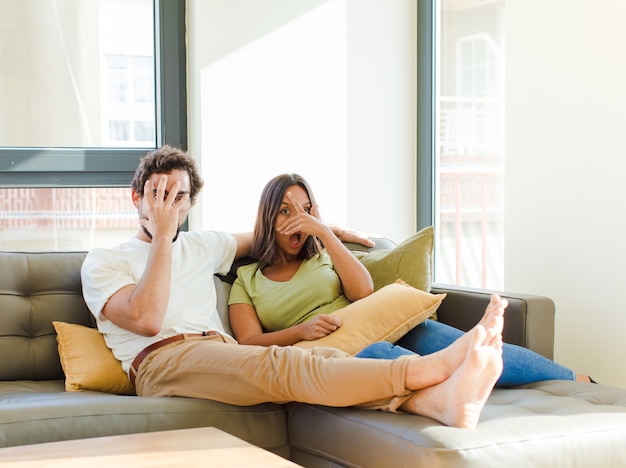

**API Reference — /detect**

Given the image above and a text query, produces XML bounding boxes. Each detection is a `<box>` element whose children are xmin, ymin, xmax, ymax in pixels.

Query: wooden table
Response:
<box><xmin>0</xmin><ymin>427</ymin><xmax>300</xmax><ymax>467</ymax></box>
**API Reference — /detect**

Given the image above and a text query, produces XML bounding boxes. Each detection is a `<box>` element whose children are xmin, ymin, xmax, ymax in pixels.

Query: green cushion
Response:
<box><xmin>354</xmin><ymin>226</ymin><xmax>434</xmax><ymax>293</ymax></box>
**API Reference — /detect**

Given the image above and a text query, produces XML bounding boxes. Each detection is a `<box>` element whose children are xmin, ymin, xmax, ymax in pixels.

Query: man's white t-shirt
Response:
<box><xmin>81</xmin><ymin>230</ymin><xmax>237</xmax><ymax>374</ymax></box>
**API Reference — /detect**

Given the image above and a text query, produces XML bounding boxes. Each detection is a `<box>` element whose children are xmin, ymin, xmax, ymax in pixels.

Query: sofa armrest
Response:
<box><xmin>430</xmin><ymin>283</ymin><xmax>555</xmax><ymax>360</ymax></box>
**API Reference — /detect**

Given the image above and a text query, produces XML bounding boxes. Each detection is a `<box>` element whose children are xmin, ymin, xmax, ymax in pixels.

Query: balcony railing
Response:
<box><xmin>436</xmin><ymin>96</ymin><xmax>504</xmax><ymax>289</ymax></box>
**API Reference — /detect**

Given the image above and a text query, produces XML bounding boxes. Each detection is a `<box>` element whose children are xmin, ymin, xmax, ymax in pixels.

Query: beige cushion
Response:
<box><xmin>355</xmin><ymin>226</ymin><xmax>434</xmax><ymax>293</ymax></box>
<box><xmin>53</xmin><ymin>321</ymin><xmax>135</xmax><ymax>395</ymax></box>
<box><xmin>293</xmin><ymin>280</ymin><xmax>445</xmax><ymax>355</ymax></box>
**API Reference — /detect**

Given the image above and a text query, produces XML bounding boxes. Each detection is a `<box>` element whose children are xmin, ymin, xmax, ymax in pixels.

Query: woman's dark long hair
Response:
<box><xmin>251</xmin><ymin>174</ymin><xmax>323</xmax><ymax>264</ymax></box>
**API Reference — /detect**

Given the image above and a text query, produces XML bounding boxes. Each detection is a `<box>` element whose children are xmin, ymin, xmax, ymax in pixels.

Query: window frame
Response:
<box><xmin>416</xmin><ymin>0</ymin><xmax>436</xmax><ymax>230</ymax></box>
<box><xmin>0</xmin><ymin>0</ymin><xmax>186</xmax><ymax>188</ymax></box>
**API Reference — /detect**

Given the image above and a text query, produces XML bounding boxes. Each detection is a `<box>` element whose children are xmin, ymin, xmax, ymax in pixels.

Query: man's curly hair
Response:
<box><xmin>130</xmin><ymin>145</ymin><xmax>204</xmax><ymax>205</ymax></box>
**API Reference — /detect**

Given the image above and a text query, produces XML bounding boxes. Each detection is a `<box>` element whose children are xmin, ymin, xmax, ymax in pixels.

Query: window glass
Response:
<box><xmin>0</xmin><ymin>188</ymin><xmax>136</xmax><ymax>251</ymax></box>
<box><xmin>0</xmin><ymin>0</ymin><xmax>158</xmax><ymax>252</ymax></box>
<box><xmin>435</xmin><ymin>0</ymin><xmax>505</xmax><ymax>289</ymax></box>
<box><xmin>0</xmin><ymin>0</ymin><xmax>155</xmax><ymax>148</ymax></box>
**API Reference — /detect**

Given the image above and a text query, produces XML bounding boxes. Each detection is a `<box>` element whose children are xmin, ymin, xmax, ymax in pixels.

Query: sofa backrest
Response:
<box><xmin>0</xmin><ymin>238</ymin><xmax>394</xmax><ymax>382</ymax></box>
<box><xmin>0</xmin><ymin>251</ymin><xmax>93</xmax><ymax>381</ymax></box>
<box><xmin>0</xmin><ymin>250</ymin><xmax>238</xmax><ymax>382</ymax></box>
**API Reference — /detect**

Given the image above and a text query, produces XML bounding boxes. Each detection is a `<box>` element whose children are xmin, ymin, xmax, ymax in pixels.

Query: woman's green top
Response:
<box><xmin>228</xmin><ymin>252</ymin><xmax>350</xmax><ymax>332</ymax></box>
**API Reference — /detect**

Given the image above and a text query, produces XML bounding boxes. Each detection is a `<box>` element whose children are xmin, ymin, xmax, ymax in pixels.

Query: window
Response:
<box><xmin>104</xmin><ymin>53</ymin><xmax>156</xmax><ymax>146</ymax></box>
<box><xmin>0</xmin><ymin>187</ymin><xmax>136</xmax><ymax>251</ymax></box>
<box><xmin>0</xmin><ymin>0</ymin><xmax>186</xmax><ymax>251</ymax></box>
<box><xmin>418</xmin><ymin>0</ymin><xmax>505</xmax><ymax>289</ymax></box>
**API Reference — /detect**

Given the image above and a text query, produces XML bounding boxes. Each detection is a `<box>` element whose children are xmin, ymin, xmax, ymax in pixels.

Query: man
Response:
<box><xmin>81</xmin><ymin>145</ymin><xmax>506</xmax><ymax>429</ymax></box>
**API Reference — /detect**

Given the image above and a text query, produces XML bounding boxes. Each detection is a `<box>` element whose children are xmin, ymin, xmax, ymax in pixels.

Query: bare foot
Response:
<box><xmin>473</xmin><ymin>294</ymin><xmax>505</xmax><ymax>353</ymax></box>
<box><xmin>401</xmin><ymin>325</ymin><xmax>503</xmax><ymax>429</ymax></box>
<box><xmin>404</xmin><ymin>294</ymin><xmax>506</xmax><ymax>390</ymax></box>
<box><xmin>576</xmin><ymin>374</ymin><xmax>591</xmax><ymax>383</ymax></box>
<box><xmin>452</xmin><ymin>293</ymin><xmax>506</xmax><ymax>355</ymax></box>
<box><xmin>479</xmin><ymin>294</ymin><xmax>508</xmax><ymax>328</ymax></box>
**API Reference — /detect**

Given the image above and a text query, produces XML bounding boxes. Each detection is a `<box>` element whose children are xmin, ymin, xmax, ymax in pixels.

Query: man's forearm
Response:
<box><xmin>233</xmin><ymin>232</ymin><xmax>253</xmax><ymax>259</ymax></box>
<box><xmin>103</xmin><ymin>237</ymin><xmax>174</xmax><ymax>337</ymax></box>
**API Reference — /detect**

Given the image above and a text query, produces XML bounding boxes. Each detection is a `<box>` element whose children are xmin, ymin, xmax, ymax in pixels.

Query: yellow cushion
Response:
<box><xmin>355</xmin><ymin>226</ymin><xmax>434</xmax><ymax>293</ymax></box>
<box><xmin>53</xmin><ymin>321</ymin><xmax>135</xmax><ymax>395</ymax></box>
<box><xmin>293</xmin><ymin>280</ymin><xmax>445</xmax><ymax>355</ymax></box>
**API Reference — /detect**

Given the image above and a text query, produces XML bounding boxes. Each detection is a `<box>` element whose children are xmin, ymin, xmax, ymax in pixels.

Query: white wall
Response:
<box><xmin>506</xmin><ymin>0</ymin><xmax>626</xmax><ymax>388</ymax></box>
<box><xmin>186</xmin><ymin>0</ymin><xmax>417</xmax><ymax>243</ymax></box>
<box><xmin>345</xmin><ymin>0</ymin><xmax>417</xmax><ymax>239</ymax></box>
<box><xmin>187</xmin><ymin>0</ymin><xmax>626</xmax><ymax>387</ymax></box>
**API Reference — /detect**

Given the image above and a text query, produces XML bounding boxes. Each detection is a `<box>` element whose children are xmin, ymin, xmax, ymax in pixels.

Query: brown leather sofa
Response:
<box><xmin>1</xmin><ymin>249</ymin><xmax>626</xmax><ymax>467</ymax></box>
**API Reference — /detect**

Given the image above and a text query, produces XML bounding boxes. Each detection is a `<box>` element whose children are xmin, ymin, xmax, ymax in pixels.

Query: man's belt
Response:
<box><xmin>129</xmin><ymin>331</ymin><xmax>220</xmax><ymax>386</ymax></box>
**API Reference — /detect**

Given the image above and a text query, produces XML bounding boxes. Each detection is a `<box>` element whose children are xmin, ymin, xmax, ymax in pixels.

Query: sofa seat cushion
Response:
<box><xmin>0</xmin><ymin>381</ymin><xmax>289</xmax><ymax>458</ymax></box>
<box><xmin>287</xmin><ymin>381</ymin><xmax>626</xmax><ymax>467</ymax></box>
<box><xmin>0</xmin><ymin>380</ymin><xmax>66</xmax><ymax>395</ymax></box>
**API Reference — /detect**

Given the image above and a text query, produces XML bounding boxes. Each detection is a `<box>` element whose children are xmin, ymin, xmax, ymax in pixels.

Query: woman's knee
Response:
<box><xmin>356</xmin><ymin>342</ymin><xmax>414</xmax><ymax>360</ymax></box>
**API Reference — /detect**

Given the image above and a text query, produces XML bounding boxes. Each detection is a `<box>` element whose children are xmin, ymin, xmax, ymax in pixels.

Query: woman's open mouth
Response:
<box><xmin>289</xmin><ymin>233</ymin><xmax>302</xmax><ymax>247</ymax></box>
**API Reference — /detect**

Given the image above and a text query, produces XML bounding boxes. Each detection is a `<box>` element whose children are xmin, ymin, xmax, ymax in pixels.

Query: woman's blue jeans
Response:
<box><xmin>355</xmin><ymin>319</ymin><xmax>575</xmax><ymax>387</ymax></box>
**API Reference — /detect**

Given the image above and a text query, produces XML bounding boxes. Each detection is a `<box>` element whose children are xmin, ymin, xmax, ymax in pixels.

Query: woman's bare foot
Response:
<box><xmin>401</xmin><ymin>325</ymin><xmax>503</xmax><ymax>429</ymax></box>
<box><xmin>404</xmin><ymin>294</ymin><xmax>506</xmax><ymax>390</ymax></box>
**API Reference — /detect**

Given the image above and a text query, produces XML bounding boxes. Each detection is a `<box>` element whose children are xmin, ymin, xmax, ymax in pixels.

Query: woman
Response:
<box><xmin>228</xmin><ymin>173</ymin><xmax>590</xmax><ymax>386</ymax></box>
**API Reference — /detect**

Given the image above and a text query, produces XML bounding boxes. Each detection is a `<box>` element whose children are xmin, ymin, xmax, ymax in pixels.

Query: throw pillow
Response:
<box><xmin>354</xmin><ymin>226</ymin><xmax>434</xmax><ymax>293</ymax></box>
<box><xmin>293</xmin><ymin>279</ymin><xmax>445</xmax><ymax>355</ymax></box>
<box><xmin>53</xmin><ymin>321</ymin><xmax>135</xmax><ymax>395</ymax></box>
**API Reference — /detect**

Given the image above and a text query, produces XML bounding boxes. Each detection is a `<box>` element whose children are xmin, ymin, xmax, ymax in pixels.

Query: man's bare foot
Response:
<box><xmin>479</xmin><ymin>294</ymin><xmax>508</xmax><ymax>328</ymax></box>
<box><xmin>401</xmin><ymin>325</ymin><xmax>503</xmax><ymax>429</ymax></box>
<box><xmin>404</xmin><ymin>294</ymin><xmax>506</xmax><ymax>390</ymax></box>
<box><xmin>473</xmin><ymin>294</ymin><xmax>505</xmax><ymax>353</ymax></box>
<box><xmin>451</xmin><ymin>294</ymin><xmax>506</xmax><ymax>355</ymax></box>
